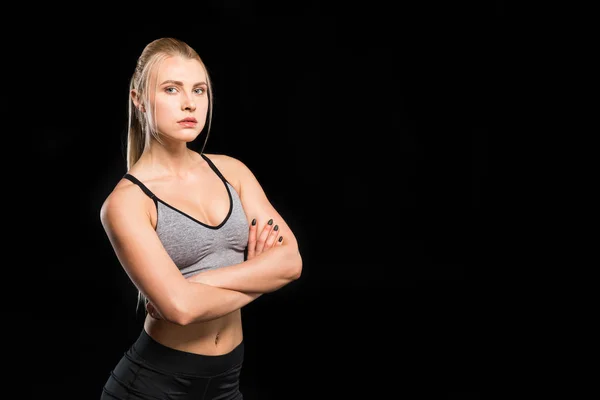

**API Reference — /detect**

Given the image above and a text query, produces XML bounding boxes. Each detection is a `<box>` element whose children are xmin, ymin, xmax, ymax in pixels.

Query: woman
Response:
<box><xmin>99</xmin><ymin>37</ymin><xmax>302</xmax><ymax>400</ymax></box>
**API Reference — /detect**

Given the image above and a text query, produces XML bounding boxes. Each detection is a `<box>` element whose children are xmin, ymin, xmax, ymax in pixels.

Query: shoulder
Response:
<box><xmin>201</xmin><ymin>153</ymin><xmax>256</xmax><ymax>190</ymax></box>
<box><xmin>201</xmin><ymin>153</ymin><xmax>249</xmax><ymax>172</ymax></box>
<box><xmin>100</xmin><ymin>177</ymin><xmax>152</xmax><ymax>229</ymax></box>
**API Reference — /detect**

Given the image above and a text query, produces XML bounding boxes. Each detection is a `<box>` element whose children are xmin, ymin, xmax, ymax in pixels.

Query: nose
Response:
<box><xmin>182</xmin><ymin>94</ymin><xmax>196</xmax><ymax>111</ymax></box>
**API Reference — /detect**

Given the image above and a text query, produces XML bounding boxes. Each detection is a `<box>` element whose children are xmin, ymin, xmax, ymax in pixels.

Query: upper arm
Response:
<box><xmin>218</xmin><ymin>155</ymin><xmax>300</xmax><ymax>253</ymax></box>
<box><xmin>99</xmin><ymin>187</ymin><xmax>188</xmax><ymax>322</ymax></box>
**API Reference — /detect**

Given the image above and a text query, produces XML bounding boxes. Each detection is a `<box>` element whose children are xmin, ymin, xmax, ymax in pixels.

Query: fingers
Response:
<box><xmin>255</xmin><ymin>218</ymin><xmax>274</xmax><ymax>254</ymax></box>
<box><xmin>247</xmin><ymin>218</ymin><xmax>257</xmax><ymax>259</ymax></box>
<box><xmin>247</xmin><ymin>217</ymin><xmax>284</xmax><ymax>260</ymax></box>
<box><xmin>264</xmin><ymin>223</ymin><xmax>280</xmax><ymax>249</ymax></box>
<box><xmin>146</xmin><ymin>302</ymin><xmax>161</xmax><ymax>320</ymax></box>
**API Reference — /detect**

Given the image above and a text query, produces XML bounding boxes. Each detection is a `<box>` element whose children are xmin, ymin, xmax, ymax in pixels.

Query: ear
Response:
<box><xmin>131</xmin><ymin>89</ymin><xmax>145</xmax><ymax>112</ymax></box>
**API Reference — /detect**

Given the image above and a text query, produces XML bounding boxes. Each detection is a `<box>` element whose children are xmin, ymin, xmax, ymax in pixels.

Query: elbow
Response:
<box><xmin>161</xmin><ymin>295</ymin><xmax>195</xmax><ymax>326</ymax></box>
<box><xmin>161</xmin><ymin>304</ymin><xmax>189</xmax><ymax>326</ymax></box>
<box><xmin>168</xmin><ymin>308</ymin><xmax>191</xmax><ymax>326</ymax></box>
<box><xmin>168</xmin><ymin>306</ymin><xmax>201</xmax><ymax>327</ymax></box>
<box><xmin>167</xmin><ymin>293</ymin><xmax>215</xmax><ymax>326</ymax></box>
<box><xmin>288</xmin><ymin>249</ymin><xmax>303</xmax><ymax>281</ymax></box>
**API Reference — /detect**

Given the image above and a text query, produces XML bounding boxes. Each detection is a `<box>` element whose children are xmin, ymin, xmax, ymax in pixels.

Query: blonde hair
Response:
<box><xmin>127</xmin><ymin>37</ymin><xmax>214</xmax><ymax>170</ymax></box>
<box><xmin>126</xmin><ymin>37</ymin><xmax>214</xmax><ymax>312</ymax></box>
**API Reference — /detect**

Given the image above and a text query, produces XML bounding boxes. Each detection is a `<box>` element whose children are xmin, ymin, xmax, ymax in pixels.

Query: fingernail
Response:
<box><xmin>252</xmin><ymin>218</ymin><xmax>256</xmax><ymax>226</ymax></box>
<box><xmin>268</xmin><ymin>219</ymin><xmax>273</xmax><ymax>225</ymax></box>
<box><xmin>278</xmin><ymin>236</ymin><xmax>283</xmax><ymax>242</ymax></box>
<box><xmin>274</xmin><ymin>225</ymin><xmax>279</xmax><ymax>231</ymax></box>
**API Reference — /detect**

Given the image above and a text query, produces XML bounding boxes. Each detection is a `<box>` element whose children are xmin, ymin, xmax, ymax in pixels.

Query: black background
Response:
<box><xmin>14</xmin><ymin>2</ymin><xmax>502</xmax><ymax>399</ymax></box>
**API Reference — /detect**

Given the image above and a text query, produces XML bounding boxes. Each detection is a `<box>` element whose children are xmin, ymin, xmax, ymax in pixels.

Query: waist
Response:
<box><xmin>144</xmin><ymin>309</ymin><xmax>243</xmax><ymax>355</ymax></box>
<box><xmin>130</xmin><ymin>327</ymin><xmax>244</xmax><ymax>377</ymax></box>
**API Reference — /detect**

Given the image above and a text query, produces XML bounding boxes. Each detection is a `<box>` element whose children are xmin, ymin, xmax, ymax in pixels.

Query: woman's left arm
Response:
<box><xmin>186</xmin><ymin>155</ymin><xmax>302</xmax><ymax>293</ymax></box>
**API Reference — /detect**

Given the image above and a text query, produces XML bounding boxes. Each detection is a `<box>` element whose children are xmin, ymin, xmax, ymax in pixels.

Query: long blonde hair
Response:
<box><xmin>126</xmin><ymin>37</ymin><xmax>214</xmax><ymax>170</ymax></box>
<box><xmin>126</xmin><ymin>37</ymin><xmax>214</xmax><ymax>311</ymax></box>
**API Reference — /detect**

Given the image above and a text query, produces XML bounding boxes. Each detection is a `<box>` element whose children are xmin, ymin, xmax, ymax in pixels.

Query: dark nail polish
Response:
<box><xmin>274</xmin><ymin>225</ymin><xmax>279</xmax><ymax>231</ymax></box>
<box><xmin>278</xmin><ymin>236</ymin><xmax>283</xmax><ymax>242</ymax></box>
<box><xmin>252</xmin><ymin>218</ymin><xmax>256</xmax><ymax>226</ymax></box>
<box><xmin>268</xmin><ymin>219</ymin><xmax>273</xmax><ymax>225</ymax></box>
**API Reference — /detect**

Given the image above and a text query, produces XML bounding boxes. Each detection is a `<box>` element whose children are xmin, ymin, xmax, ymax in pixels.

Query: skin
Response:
<box><xmin>146</xmin><ymin>219</ymin><xmax>283</xmax><ymax>319</ymax></box>
<box><xmin>100</xmin><ymin>55</ymin><xmax>302</xmax><ymax>355</ymax></box>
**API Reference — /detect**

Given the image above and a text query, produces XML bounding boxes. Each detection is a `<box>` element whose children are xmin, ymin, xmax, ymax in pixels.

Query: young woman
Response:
<box><xmin>99</xmin><ymin>37</ymin><xmax>302</xmax><ymax>400</ymax></box>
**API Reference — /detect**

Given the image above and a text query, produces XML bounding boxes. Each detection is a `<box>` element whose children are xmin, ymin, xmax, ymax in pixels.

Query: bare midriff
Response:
<box><xmin>144</xmin><ymin>309</ymin><xmax>243</xmax><ymax>355</ymax></box>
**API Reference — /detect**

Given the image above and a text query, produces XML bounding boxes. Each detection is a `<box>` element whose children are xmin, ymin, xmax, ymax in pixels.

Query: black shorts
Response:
<box><xmin>101</xmin><ymin>329</ymin><xmax>244</xmax><ymax>400</ymax></box>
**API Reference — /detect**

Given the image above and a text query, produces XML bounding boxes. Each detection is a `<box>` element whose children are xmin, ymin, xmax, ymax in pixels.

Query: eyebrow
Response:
<box><xmin>159</xmin><ymin>80</ymin><xmax>207</xmax><ymax>86</ymax></box>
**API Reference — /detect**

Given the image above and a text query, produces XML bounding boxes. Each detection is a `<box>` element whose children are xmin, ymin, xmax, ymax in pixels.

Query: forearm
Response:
<box><xmin>175</xmin><ymin>281</ymin><xmax>262</xmax><ymax>325</ymax></box>
<box><xmin>187</xmin><ymin>245</ymin><xmax>302</xmax><ymax>293</ymax></box>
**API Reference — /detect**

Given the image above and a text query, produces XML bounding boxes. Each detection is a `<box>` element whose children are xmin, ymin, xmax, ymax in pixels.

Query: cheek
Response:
<box><xmin>199</xmin><ymin>99</ymin><xmax>209</xmax><ymax>113</ymax></box>
<box><xmin>155</xmin><ymin>99</ymin><xmax>177</xmax><ymax>118</ymax></box>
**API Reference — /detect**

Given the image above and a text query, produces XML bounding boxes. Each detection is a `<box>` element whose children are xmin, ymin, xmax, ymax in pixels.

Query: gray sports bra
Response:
<box><xmin>123</xmin><ymin>154</ymin><xmax>249</xmax><ymax>278</ymax></box>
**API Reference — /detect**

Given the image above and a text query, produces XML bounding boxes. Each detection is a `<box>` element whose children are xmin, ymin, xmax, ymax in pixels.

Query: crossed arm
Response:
<box><xmin>146</xmin><ymin>217</ymin><xmax>298</xmax><ymax>320</ymax></box>
<box><xmin>103</xmin><ymin>154</ymin><xmax>302</xmax><ymax>325</ymax></box>
<box><xmin>183</xmin><ymin>154</ymin><xmax>303</xmax><ymax>295</ymax></box>
<box><xmin>188</xmin><ymin>217</ymin><xmax>297</xmax><ymax>293</ymax></box>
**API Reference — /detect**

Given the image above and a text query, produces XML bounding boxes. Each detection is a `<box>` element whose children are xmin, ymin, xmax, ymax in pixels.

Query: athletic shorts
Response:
<box><xmin>100</xmin><ymin>328</ymin><xmax>244</xmax><ymax>400</ymax></box>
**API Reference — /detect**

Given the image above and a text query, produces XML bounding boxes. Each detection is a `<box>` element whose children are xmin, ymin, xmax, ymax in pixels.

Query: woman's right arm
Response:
<box><xmin>100</xmin><ymin>186</ymin><xmax>260</xmax><ymax>326</ymax></box>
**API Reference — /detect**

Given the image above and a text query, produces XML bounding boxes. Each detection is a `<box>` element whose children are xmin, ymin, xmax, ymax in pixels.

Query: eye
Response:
<box><xmin>194</xmin><ymin>87</ymin><xmax>206</xmax><ymax>95</ymax></box>
<box><xmin>165</xmin><ymin>87</ymin><xmax>178</xmax><ymax>94</ymax></box>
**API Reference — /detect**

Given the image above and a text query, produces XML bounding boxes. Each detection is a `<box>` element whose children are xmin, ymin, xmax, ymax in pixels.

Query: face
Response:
<box><xmin>144</xmin><ymin>55</ymin><xmax>209</xmax><ymax>143</ymax></box>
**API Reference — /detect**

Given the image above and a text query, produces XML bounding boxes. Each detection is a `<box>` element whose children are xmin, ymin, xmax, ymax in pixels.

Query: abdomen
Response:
<box><xmin>144</xmin><ymin>309</ymin><xmax>243</xmax><ymax>355</ymax></box>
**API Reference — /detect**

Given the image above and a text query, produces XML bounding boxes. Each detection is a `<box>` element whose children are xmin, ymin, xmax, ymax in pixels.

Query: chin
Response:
<box><xmin>183</xmin><ymin>132</ymin><xmax>202</xmax><ymax>142</ymax></box>
<box><xmin>170</xmin><ymin>128</ymin><xmax>201</xmax><ymax>138</ymax></box>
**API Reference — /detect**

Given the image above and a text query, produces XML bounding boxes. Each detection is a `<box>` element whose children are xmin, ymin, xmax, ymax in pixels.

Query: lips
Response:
<box><xmin>178</xmin><ymin>117</ymin><xmax>197</xmax><ymax>123</ymax></box>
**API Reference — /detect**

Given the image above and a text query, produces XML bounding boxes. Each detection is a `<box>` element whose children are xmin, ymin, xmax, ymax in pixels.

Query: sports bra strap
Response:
<box><xmin>123</xmin><ymin>173</ymin><xmax>157</xmax><ymax>199</ymax></box>
<box><xmin>200</xmin><ymin>153</ymin><xmax>230</xmax><ymax>184</ymax></box>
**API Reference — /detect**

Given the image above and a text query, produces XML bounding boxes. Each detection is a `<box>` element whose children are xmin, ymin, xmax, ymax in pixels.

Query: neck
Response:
<box><xmin>138</xmin><ymin>139</ymin><xmax>199</xmax><ymax>179</ymax></box>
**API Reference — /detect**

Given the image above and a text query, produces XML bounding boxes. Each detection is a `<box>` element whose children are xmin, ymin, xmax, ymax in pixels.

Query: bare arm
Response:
<box><xmin>188</xmin><ymin>239</ymin><xmax>300</xmax><ymax>293</ymax></box>
<box><xmin>185</xmin><ymin>155</ymin><xmax>303</xmax><ymax>293</ymax></box>
<box><xmin>100</xmin><ymin>183</ymin><xmax>261</xmax><ymax>326</ymax></box>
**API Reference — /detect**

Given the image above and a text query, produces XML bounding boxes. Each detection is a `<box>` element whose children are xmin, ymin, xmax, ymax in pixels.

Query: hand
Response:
<box><xmin>247</xmin><ymin>218</ymin><xmax>283</xmax><ymax>260</ymax></box>
<box><xmin>146</xmin><ymin>301</ymin><xmax>164</xmax><ymax>320</ymax></box>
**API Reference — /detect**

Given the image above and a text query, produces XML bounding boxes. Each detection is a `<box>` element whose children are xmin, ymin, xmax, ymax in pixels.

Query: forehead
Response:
<box><xmin>155</xmin><ymin>55</ymin><xmax>206</xmax><ymax>82</ymax></box>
